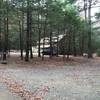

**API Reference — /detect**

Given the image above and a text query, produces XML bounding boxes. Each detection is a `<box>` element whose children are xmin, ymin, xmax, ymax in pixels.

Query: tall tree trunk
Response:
<box><xmin>84</xmin><ymin>0</ymin><xmax>87</xmax><ymax>21</ymax></box>
<box><xmin>38</xmin><ymin>29</ymin><xmax>41</xmax><ymax>57</ymax></box>
<box><xmin>29</xmin><ymin>11</ymin><xmax>33</xmax><ymax>59</ymax></box>
<box><xmin>73</xmin><ymin>30</ymin><xmax>76</xmax><ymax>56</ymax></box>
<box><xmin>50</xmin><ymin>26</ymin><xmax>53</xmax><ymax>59</ymax></box>
<box><xmin>63</xmin><ymin>18</ymin><xmax>66</xmax><ymax>60</ymax></box>
<box><xmin>6</xmin><ymin>8</ymin><xmax>9</xmax><ymax>54</ymax></box>
<box><xmin>80</xmin><ymin>0</ymin><xmax>88</xmax><ymax>56</ymax></box>
<box><xmin>88</xmin><ymin>0</ymin><xmax>92</xmax><ymax>58</ymax></box>
<box><xmin>79</xmin><ymin>31</ymin><xmax>83</xmax><ymax>55</ymax></box>
<box><xmin>25</xmin><ymin>0</ymin><xmax>30</xmax><ymax>61</ymax></box>
<box><xmin>42</xmin><ymin>21</ymin><xmax>46</xmax><ymax>60</ymax></box>
<box><xmin>42</xmin><ymin>5</ymin><xmax>48</xmax><ymax>60</ymax></box>
<box><xmin>56</xmin><ymin>26</ymin><xmax>59</xmax><ymax>57</ymax></box>
<box><xmin>67</xmin><ymin>31</ymin><xmax>71</xmax><ymax>59</ymax></box>
<box><xmin>3</xmin><ymin>18</ymin><xmax>7</xmax><ymax>61</ymax></box>
<box><xmin>0</xmin><ymin>5</ymin><xmax>2</xmax><ymax>53</ymax></box>
<box><xmin>20</xmin><ymin>2</ymin><xmax>24</xmax><ymax>60</ymax></box>
<box><xmin>19</xmin><ymin>20</ymin><xmax>23</xmax><ymax>60</ymax></box>
<box><xmin>63</xmin><ymin>28</ymin><xmax>66</xmax><ymax>60</ymax></box>
<box><xmin>0</xmin><ymin>0</ymin><xmax>3</xmax><ymax>60</ymax></box>
<box><xmin>38</xmin><ymin>0</ymin><xmax>41</xmax><ymax>57</ymax></box>
<box><xmin>3</xmin><ymin>1</ymin><xmax>9</xmax><ymax>61</ymax></box>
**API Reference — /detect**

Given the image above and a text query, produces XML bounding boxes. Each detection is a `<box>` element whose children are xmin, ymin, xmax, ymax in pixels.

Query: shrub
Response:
<box><xmin>96</xmin><ymin>49</ymin><xmax>100</xmax><ymax>57</ymax></box>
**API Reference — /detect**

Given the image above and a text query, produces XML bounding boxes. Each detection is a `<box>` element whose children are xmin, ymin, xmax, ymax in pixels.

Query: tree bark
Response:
<box><xmin>56</xmin><ymin>26</ymin><xmax>59</xmax><ymax>57</ymax></box>
<box><xmin>3</xmin><ymin>18</ymin><xmax>7</xmax><ymax>61</ymax></box>
<box><xmin>19</xmin><ymin>20</ymin><xmax>23</xmax><ymax>60</ymax></box>
<box><xmin>38</xmin><ymin>0</ymin><xmax>41</xmax><ymax>57</ymax></box>
<box><xmin>88</xmin><ymin>0</ymin><xmax>92</xmax><ymax>58</ymax></box>
<box><xmin>25</xmin><ymin>0</ymin><xmax>30</xmax><ymax>61</ymax></box>
<box><xmin>50</xmin><ymin>26</ymin><xmax>53</xmax><ymax>59</ymax></box>
<box><xmin>20</xmin><ymin>2</ymin><xmax>24</xmax><ymax>60</ymax></box>
<box><xmin>29</xmin><ymin>10</ymin><xmax>33</xmax><ymax>59</ymax></box>
<box><xmin>73</xmin><ymin>30</ymin><xmax>76</xmax><ymax>56</ymax></box>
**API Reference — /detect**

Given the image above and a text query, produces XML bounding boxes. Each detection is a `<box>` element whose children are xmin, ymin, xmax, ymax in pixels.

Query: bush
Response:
<box><xmin>96</xmin><ymin>49</ymin><xmax>100</xmax><ymax>57</ymax></box>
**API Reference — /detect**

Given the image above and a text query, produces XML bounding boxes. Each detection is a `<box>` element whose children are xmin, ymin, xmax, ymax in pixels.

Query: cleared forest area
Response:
<box><xmin>0</xmin><ymin>0</ymin><xmax>100</xmax><ymax>100</ymax></box>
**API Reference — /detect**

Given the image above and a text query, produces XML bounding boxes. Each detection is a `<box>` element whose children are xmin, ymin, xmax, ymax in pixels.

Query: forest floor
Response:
<box><xmin>0</xmin><ymin>53</ymin><xmax>100</xmax><ymax>100</ymax></box>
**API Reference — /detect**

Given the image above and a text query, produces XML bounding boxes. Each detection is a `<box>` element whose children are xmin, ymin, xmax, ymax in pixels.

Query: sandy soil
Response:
<box><xmin>0</xmin><ymin>55</ymin><xmax>100</xmax><ymax>100</ymax></box>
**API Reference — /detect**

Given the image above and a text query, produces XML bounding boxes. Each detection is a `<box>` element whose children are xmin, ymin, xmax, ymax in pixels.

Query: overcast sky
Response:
<box><xmin>76</xmin><ymin>0</ymin><xmax>100</xmax><ymax>20</ymax></box>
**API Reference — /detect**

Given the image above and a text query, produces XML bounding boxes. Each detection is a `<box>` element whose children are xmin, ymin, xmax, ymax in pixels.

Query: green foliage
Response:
<box><xmin>96</xmin><ymin>49</ymin><xmax>100</xmax><ymax>57</ymax></box>
<box><xmin>0</xmin><ymin>0</ymin><xmax>99</xmax><ymax>55</ymax></box>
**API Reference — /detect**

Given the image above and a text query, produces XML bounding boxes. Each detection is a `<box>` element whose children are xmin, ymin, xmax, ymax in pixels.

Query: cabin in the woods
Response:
<box><xmin>33</xmin><ymin>35</ymin><xmax>64</xmax><ymax>55</ymax></box>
